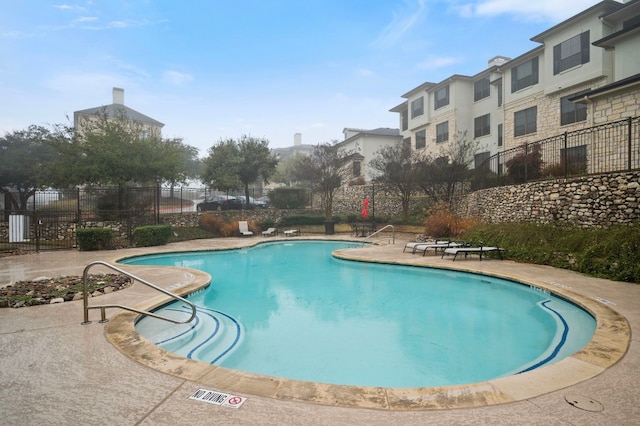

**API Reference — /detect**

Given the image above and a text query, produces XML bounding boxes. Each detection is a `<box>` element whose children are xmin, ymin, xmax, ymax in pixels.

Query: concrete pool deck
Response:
<box><xmin>1</xmin><ymin>236</ymin><xmax>639</xmax><ymax>425</ymax></box>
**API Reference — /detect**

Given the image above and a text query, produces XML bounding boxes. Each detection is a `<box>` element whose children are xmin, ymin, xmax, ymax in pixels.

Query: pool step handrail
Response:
<box><xmin>365</xmin><ymin>237</ymin><xmax>394</xmax><ymax>246</ymax></box>
<box><xmin>81</xmin><ymin>260</ymin><xmax>197</xmax><ymax>325</ymax></box>
<box><xmin>362</xmin><ymin>224</ymin><xmax>395</xmax><ymax>245</ymax></box>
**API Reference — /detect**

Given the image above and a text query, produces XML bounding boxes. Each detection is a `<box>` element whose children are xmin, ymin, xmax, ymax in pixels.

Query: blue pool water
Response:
<box><xmin>122</xmin><ymin>241</ymin><xmax>596</xmax><ymax>388</ymax></box>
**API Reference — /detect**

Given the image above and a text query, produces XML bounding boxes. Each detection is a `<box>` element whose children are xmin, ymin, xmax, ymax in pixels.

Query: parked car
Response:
<box><xmin>236</xmin><ymin>196</ymin><xmax>267</xmax><ymax>209</ymax></box>
<box><xmin>197</xmin><ymin>195</ymin><xmax>242</xmax><ymax>211</ymax></box>
<box><xmin>256</xmin><ymin>196</ymin><xmax>270</xmax><ymax>207</ymax></box>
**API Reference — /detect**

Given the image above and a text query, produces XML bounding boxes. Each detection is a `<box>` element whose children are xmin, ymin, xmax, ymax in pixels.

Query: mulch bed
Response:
<box><xmin>0</xmin><ymin>274</ymin><xmax>133</xmax><ymax>308</ymax></box>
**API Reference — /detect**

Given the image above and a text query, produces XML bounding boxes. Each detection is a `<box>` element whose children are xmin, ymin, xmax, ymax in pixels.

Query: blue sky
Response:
<box><xmin>0</xmin><ymin>0</ymin><xmax>615</xmax><ymax>154</ymax></box>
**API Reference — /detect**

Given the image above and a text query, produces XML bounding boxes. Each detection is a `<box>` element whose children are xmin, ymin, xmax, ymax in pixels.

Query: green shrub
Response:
<box><xmin>268</xmin><ymin>188</ymin><xmax>308</xmax><ymax>209</ymax></box>
<box><xmin>463</xmin><ymin>222</ymin><xmax>640</xmax><ymax>283</ymax></box>
<box><xmin>77</xmin><ymin>228</ymin><xmax>115</xmax><ymax>251</ymax></box>
<box><xmin>133</xmin><ymin>225</ymin><xmax>172</xmax><ymax>247</ymax></box>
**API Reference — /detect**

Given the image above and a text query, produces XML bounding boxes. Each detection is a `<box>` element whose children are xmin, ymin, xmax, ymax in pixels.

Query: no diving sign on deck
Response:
<box><xmin>189</xmin><ymin>388</ymin><xmax>247</xmax><ymax>409</ymax></box>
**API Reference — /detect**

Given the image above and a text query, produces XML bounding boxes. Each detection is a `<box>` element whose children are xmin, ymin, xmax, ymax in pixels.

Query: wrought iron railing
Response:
<box><xmin>472</xmin><ymin>116</ymin><xmax>640</xmax><ymax>190</ymax></box>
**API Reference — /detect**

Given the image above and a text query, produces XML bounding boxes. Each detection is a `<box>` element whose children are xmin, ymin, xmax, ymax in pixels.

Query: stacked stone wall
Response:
<box><xmin>459</xmin><ymin>171</ymin><xmax>640</xmax><ymax>227</ymax></box>
<box><xmin>593</xmin><ymin>87</ymin><xmax>640</xmax><ymax>124</ymax></box>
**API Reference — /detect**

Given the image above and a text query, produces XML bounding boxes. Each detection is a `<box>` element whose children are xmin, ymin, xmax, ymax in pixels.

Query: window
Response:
<box><xmin>474</xmin><ymin>114</ymin><xmax>491</xmax><ymax>138</ymax></box>
<box><xmin>497</xmin><ymin>84</ymin><xmax>502</xmax><ymax>107</ymax></box>
<box><xmin>511</xmin><ymin>57</ymin><xmax>539</xmax><ymax>92</ymax></box>
<box><xmin>560</xmin><ymin>91</ymin><xmax>588</xmax><ymax>125</ymax></box>
<box><xmin>434</xmin><ymin>85</ymin><xmax>449</xmax><ymax>109</ymax></box>
<box><xmin>353</xmin><ymin>161</ymin><xmax>361</xmax><ymax>177</ymax></box>
<box><xmin>514</xmin><ymin>107</ymin><xmax>537</xmax><ymax>136</ymax></box>
<box><xmin>415</xmin><ymin>130</ymin><xmax>426</xmax><ymax>149</ymax></box>
<box><xmin>498</xmin><ymin>123</ymin><xmax>503</xmax><ymax>147</ymax></box>
<box><xmin>474</xmin><ymin>77</ymin><xmax>490</xmax><ymax>101</ymax></box>
<box><xmin>411</xmin><ymin>97</ymin><xmax>424</xmax><ymax>118</ymax></box>
<box><xmin>436</xmin><ymin>121</ymin><xmax>449</xmax><ymax>143</ymax></box>
<box><xmin>474</xmin><ymin>151</ymin><xmax>490</xmax><ymax>170</ymax></box>
<box><xmin>553</xmin><ymin>31</ymin><xmax>589</xmax><ymax>74</ymax></box>
<box><xmin>401</xmin><ymin>109</ymin><xmax>408</xmax><ymax>131</ymax></box>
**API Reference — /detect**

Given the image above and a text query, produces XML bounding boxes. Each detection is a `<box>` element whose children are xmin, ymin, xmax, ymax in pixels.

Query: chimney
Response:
<box><xmin>488</xmin><ymin>56</ymin><xmax>510</xmax><ymax>68</ymax></box>
<box><xmin>294</xmin><ymin>133</ymin><xmax>302</xmax><ymax>146</ymax></box>
<box><xmin>112</xmin><ymin>87</ymin><xmax>124</xmax><ymax>105</ymax></box>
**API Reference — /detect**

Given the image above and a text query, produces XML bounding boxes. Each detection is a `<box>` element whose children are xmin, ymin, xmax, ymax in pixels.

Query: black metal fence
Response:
<box><xmin>472</xmin><ymin>116</ymin><xmax>640</xmax><ymax>190</ymax></box>
<box><xmin>0</xmin><ymin>186</ymin><xmax>278</xmax><ymax>253</ymax></box>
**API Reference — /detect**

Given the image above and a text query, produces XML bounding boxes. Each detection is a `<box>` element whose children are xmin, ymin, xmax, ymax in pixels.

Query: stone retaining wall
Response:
<box><xmin>459</xmin><ymin>171</ymin><xmax>640</xmax><ymax>227</ymax></box>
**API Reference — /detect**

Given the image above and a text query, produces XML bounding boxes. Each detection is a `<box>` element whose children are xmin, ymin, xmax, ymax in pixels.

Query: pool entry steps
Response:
<box><xmin>81</xmin><ymin>260</ymin><xmax>196</xmax><ymax>326</ymax></box>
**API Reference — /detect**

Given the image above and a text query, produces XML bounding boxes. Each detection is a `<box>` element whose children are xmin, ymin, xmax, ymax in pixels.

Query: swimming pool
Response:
<box><xmin>122</xmin><ymin>240</ymin><xmax>596</xmax><ymax>388</ymax></box>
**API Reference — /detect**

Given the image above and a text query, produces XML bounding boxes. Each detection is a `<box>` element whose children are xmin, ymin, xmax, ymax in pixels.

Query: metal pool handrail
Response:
<box><xmin>81</xmin><ymin>260</ymin><xmax>197</xmax><ymax>325</ymax></box>
<box><xmin>362</xmin><ymin>224</ymin><xmax>395</xmax><ymax>245</ymax></box>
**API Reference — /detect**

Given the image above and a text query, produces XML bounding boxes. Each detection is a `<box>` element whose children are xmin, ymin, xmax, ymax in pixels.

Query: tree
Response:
<box><xmin>74</xmin><ymin>111</ymin><xmax>165</xmax><ymax>187</ymax></box>
<box><xmin>237</xmin><ymin>135</ymin><xmax>278</xmax><ymax>208</ymax></box>
<box><xmin>156</xmin><ymin>138</ymin><xmax>200</xmax><ymax>195</ymax></box>
<box><xmin>270</xmin><ymin>153</ymin><xmax>307</xmax><ymax>186</ymax></box>
<box><xmin>0</xmin><ymin>125</ymin><xmax>62</xmax><ymax>210</ymax></box>
<box><xmin>48</xmin><ymin>110</ymin><xmax>196</xmax><ymax>189</ymax></box>
<box><xmin>368</xmin><ymin>142</ymin><xmax>420</xmax><ymax>222</ymax></box>
<box><xmin>201</xmin><ymin>135</ymin><xmax>278</xmax><ymax>208</ymax></box>
<box><xmin>292</xmin><ymin>142</ymin><xmax>351</xmax><ymax>220</ymax></box>
<box><xmin>201</xmin><ymin>139</ymin><xmax>242</xmax><ymax>194</ymax></box>
<box><xmin>416</xmin><ymin>131</ymin><xmax>478</xmax><ymax>208</ymax></box>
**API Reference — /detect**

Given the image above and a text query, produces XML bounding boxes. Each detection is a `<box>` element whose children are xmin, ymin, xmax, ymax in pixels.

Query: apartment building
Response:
<box><xmin>74</xmin><ymin>87</ymin><xmax>164</xmax><ymax>138</ymax></box>
<box><xmin>391</xmin><ymin>0</ymin><xmax>639</xmax><ymax>168</ymax></box>
<box><xmin>337</xmin><ymin>127</ymin><xmax>402</xmax><ymax>183</ymax></box>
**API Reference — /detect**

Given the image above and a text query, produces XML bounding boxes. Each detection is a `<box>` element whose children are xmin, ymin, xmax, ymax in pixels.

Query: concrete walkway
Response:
<box><xmin>1</xmin><ymin>237</ymin><xmax>639</xmax><ymax>425</ymax></box>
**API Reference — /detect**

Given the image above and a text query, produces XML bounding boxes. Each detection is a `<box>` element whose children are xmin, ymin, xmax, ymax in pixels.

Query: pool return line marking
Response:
<box><xmin>189</xmin><ymin>388</ymin><xmax>247</xmax><ymax>409</ymax></box>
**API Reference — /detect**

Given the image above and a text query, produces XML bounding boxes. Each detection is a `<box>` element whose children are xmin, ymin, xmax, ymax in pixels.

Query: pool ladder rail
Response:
<box><xmin>361</xmin><ymin>224</ymin><xmax>395</xmax><ymax>246</ymax></box>
<box><xmin>81</xmin><ymin>260</ymin><xmax>197</xmax><ymax>326</ymax></box>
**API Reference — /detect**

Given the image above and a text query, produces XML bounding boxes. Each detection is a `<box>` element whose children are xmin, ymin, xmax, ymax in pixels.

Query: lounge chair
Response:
<box><xmin>413</xmin><ymin>241</ymin><xmax>463</xmax><ymax>256</ymax></box>
<box><xmin>262</xmin><ymin>227</ymin><xmax>277</xmax><ymax>237</ymax></box>
<box><xmin>283</xmin><ymin>229</ymin><xmax>300</xmax><ymax>237</ymax></box>
<box><xmin>403</xmin><ymin>240</ymin><xmax>449</xmax><ymax>254</ymax></box>
<box><xmin>442</xmin><ymin>245</ymin><xmax>504</xmax><ymax>261</ymax></box>
<box><xmin>403</xmin><ymin>241</ymin><xmax>425</xmax><ymax>253</ymax></box>
<box><xmin>238</xmin><ymin>221</ymin><xmax>253</xmax><ymax>237</ymax></box>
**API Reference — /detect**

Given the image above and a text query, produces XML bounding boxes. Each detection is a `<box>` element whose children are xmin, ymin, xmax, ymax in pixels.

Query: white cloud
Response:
<box><xmin>455</xmin><ymin>0</ymin><xmax>606</xmax><ymax>22</ymax></box>
<box><xmin>74</xmin><ymin>16</ymin><xmax>98</xmax><ymax>23</ymax></box>
<box><xmin>1</xmin><ymin>30</ymin><xmax>32</xmax><ymax>39</ymax></box>
<box><xmin>355</xmin><ymin>67</ymin><xmax>375</xmax><ymax>77</ymax></box>
<box><xmin>163</xmin><ymin>70</ymin><xmax>194</xmax><ymax>85</ymax></box>
<box><xmin>79</xmin><ymin>19</ymin><xmax>150</xmax><ymax>30</ymax></box>
<box><xmin>52</xmin><ymin>4</ymin><xmax>73</xmax><ymax>11</ymax></box>
<box><xmin>373</xmin><ymin>0</ymin><xmax>428</xmax><ymax>48</ymax></box>
<box><xmin>416</xmin><ymin>55</ymin><xmax>461</xmax><ymax>71</ymax></box>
